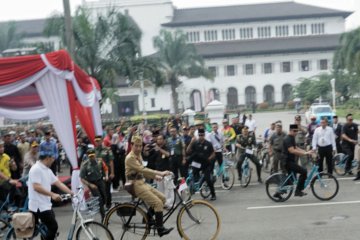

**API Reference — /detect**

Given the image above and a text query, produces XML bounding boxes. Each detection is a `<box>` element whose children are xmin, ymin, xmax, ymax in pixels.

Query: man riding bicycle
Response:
<box><xmin>28</xmin><ymin>152</ymin><xmax>73</xmax><ymax>240</ymax></box>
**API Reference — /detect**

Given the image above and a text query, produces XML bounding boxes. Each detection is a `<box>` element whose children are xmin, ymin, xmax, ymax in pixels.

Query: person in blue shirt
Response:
<box><xmin>40</xmin><ymin>131</ymin><xmax>58</xmax><ymax>175</ymax></box>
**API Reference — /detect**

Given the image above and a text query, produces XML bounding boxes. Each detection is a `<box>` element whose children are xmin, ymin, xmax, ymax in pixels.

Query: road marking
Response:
<box><xmin>247</xmin><ymin>200</ymin><xmax>360</xmax><ymax>210</ymax></box>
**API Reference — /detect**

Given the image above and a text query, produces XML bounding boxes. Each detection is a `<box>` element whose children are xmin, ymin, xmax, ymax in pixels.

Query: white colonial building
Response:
<box><xmin>84</xmin><ymin>0</ymin><xmax>351</xmax><ymax>116</ymax></box>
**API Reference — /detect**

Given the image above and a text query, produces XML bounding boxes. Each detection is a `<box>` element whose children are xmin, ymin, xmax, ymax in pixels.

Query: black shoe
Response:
<box><xmin>210</xmin><ymin>195</ymin><xmax>217</xmax><ymax>201</ymax></box>
<box><xmin>347</xmin><ymin>171</ymin><xmax>353</xmax><ymax>175</ymax></box>
<box><xmin>155</xmin><ymin>212</ymin><xmax>174</xmax><ymax>237</ymax></box>
<box><xmin>353</xmin><ymin>174</ymin><xmax>360</xmax><ymax>181</ymax></box>
<box><xmin>258</xmin><ymin>178</ymin><xmax>263</xmax><ymax>184</ymax></box>
<box><xmin>273</xmin><ymin>192</ymin><xmax>283</xmax><ymax>200</ymax></box>
<box><xmin>294</xmin><ymin>191</ymin><xmax>307</xmax><ymax>197</ymax></box>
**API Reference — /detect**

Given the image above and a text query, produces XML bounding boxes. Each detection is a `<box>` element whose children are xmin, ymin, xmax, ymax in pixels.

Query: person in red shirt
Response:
<box><xmin>103</xmin><ymin>127</ymin><xmax>114</xmax><ymax>148</ymax></box>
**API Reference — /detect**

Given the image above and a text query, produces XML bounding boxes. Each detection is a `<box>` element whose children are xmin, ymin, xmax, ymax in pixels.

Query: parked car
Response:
<box><xmin>305</xmin><ymin>104</ymin><xmax>335</xmax><ymax>124</ymax></box>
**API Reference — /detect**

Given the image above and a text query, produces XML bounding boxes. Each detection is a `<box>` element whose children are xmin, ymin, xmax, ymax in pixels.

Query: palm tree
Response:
<box><xmin>153</xmin><ymin>29</ymin><xmax>214</xmax><ymax>113</ymax></box>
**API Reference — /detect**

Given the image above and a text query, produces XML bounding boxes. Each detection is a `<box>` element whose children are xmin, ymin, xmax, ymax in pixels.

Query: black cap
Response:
<box><xmin>290</xmin><ymin>124</ymin><xmax>298</xmax><ymax>130</ymax></box>
<box><xmin>87</xmin><ymin>149</ymin><xmax>96</xmax><ymax>155</ymax></box>
<box><xmin>198</xmin><ymin>128</ymin><xmax>205</xmax><ymax>134</ymax></box>
<box><xmin>333</xmin><ymin>115</ymin><xmax>338</xmax><ymax>118</ymax></box>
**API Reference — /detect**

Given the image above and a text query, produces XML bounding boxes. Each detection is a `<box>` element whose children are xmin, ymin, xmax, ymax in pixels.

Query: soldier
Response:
<box><xmin>80</xmin><ymin>148</ymin><xmax>108</xmax><ymax>221</ymax></box>
<box><xmin>294</xmin><ymin>115</ymin><xmax>308</xmax><ymax>167</ymax></box>
<box><xmin>269</xmin><ymin>123</ymin><xmax>287</xmax><ymax>173</ymax></box>
<box><xmin>125</xmin><ymin>135</ymin><xmax>173</xmax><ymax>237</ymax></box>
<box><xmin>167</xmin><ymin>127</ymin><xmax>186</xmax><ymax>180</ymax></box>
<box><xmin>94</xmin><ymin>136</ymin><xmax>114</xmax><ymax>209</ymax></box>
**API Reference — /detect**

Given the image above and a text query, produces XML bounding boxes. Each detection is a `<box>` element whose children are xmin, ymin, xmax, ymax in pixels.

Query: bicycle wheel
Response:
<box><xmin>311</xmin><ymin>173</ymin><xmax>339</xmax><ymax>201</ymax></box>
<box><xmin>220</xmin><ymin>167</ymin><xmax>235</xmax><ymax>190</ymax></box>
<box><xmin>240</xmin><ymin>162</ymin><xmax>251</xmax><ymax>188</ymax></box>
<box><xmin>333</xmin><ymin>154</ymin><xmax>347</xmax><ymax>176</ymax></box>
<box><xmin>200</xmin><ymin>182</ymin><xmax>211</xmax><ymax>199</ymax></box>
<box><xmin>0</xmin><ymin>218</ymin><xmax>9</xmax><ymax>235</ymax></box>
<box><xmin>76</xmin><ymin>221</ymin><xmax>114</xmax><ymax>240</ymax></box>
<box><xmin>266</xmin><ymin>173</ymin><xmax>293</xmax><ymax>202</ymax></box>
<box><xmin>262</xmin><ymin>153</ymin><xmax>271</xmax><ymax>173</ymax></box>
<box><xmin>103</xmin><ymin>203</ymin><xmax>149</xmax><ymax>240</ymax></box>
<box><xmin>177</xmin><ymin>200</ymin><xmax>221</xmax><ymax>240</ymax></box>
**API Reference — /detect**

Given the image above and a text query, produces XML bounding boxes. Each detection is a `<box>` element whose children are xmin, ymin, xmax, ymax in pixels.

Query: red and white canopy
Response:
<box><xmin>0</xmin><ymin>50</ymin><xmax>102</xmax><ymax>169</ymax></box>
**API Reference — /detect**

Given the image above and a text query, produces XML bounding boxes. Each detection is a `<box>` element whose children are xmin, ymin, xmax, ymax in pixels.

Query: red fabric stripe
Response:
<box><xmin>66</xmin><ymin>81</ymin><xmax>79</xmax><ymax>168</ymax></box>
<box><xmin>0</xmin><ymin>95</ymin><xmax>42</xmax><ymax>108</ymax></box>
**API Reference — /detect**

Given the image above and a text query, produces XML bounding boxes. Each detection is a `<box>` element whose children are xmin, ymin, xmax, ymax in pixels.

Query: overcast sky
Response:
<box><xmin>0</xmin><ymin>0</ymin><xmax>359</xmax><ymax>30</ymax></box>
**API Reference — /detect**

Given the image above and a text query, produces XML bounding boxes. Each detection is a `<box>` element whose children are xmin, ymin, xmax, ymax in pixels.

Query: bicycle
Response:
<box><xmin>103</xmin><ymin>174</ymin><xmax>221</xmax><ymax>240</ymax></box>
<box><xmin>185</xmin><ymin>164</ymin><xmax>209</xmax><ymax>199</ymax></box>
<box><xmin>333</xmin><ymin>153</ymin><xmax>359</xmax><ymax>176</ymax></box>
<box><xmin>256</xmin><ymin>141</ymin><xmax>271</xmax><ymax>173</ymax></box>
<box><xmin>237</xmin><ymin>148</ymin><xmax>254</xmax><ymax>188</ymax></box>
<box><xmin>5</xmin><ymin>186</ymin><xmax>114</xmax><ymax>240</ymax></box>
<box><xmin>265</xmin><ymin>160</ymin><xmax>339</xmax><ymax>202</ymax></box>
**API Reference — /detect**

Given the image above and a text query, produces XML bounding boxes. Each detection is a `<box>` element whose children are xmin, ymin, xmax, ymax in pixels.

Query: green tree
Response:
<box><xmin>294</xmin><ymin>74</ymin><xmax>332</xmax><ymax>103</ymax></box>
<box><xmin>0</xmin><ymin>22</ymin><xmax>22</xmax><ymax>52</ymax></box>
<box><xmin>153</xmin><ymin>29</ymin><xmax>214</xmax><ymax>113</ymax></box>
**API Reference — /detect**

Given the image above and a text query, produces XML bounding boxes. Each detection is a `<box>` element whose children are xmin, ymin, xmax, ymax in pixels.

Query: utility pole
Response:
<box><xmin>63</xmin><ymin>0</ymin><xmax>75</xmax><ymax>57</ymax></box>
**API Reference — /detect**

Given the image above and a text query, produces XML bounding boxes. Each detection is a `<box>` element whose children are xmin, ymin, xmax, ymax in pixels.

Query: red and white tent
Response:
<box><xmin>0</xmin><ymin>50</ymin><xmax>102</xmax><ymax>170</ymax></box>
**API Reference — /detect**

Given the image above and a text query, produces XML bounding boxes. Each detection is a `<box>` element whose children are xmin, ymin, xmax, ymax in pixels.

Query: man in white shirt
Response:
<box><xmin>28</xmin><ymin>153</ymin><xmax>73</xmax><ymax>240</ymax></box>
<box><xmin>312</xmin><ymin>118</ymin><xmax>336</xmax><ymax>174</ymax></box>
<box><xmin>245</xmin><ymin>114</ymin><xmax>257</xmax><ymax>133</ymax></box>
<box><xmin>208</xmin><ymin>123</ymin><xmax>225</xmax><ymax>167</ymax></box>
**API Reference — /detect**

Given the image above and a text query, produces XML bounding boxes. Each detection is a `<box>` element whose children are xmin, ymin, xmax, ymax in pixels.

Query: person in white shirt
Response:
<box><xmin>28</xmin><ymin>153</ymin><xmax>73</xmax><ymax>240</ymax></box>
<box><xmin>312</xmin><ymin>118</ymin><xmax>336</xmax><ymax>174</ymax></box>
<box><xmin>245</xmin><ymin>114</ymin><xmax>257</xmax><ymax>133</ymax></box>
<box><xmin>208</xmin><ymin>123</ymin><xmax>225</xmax><ymax>167</ymax></box>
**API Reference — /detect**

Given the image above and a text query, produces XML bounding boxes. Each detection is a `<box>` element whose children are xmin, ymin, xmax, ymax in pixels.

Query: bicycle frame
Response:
<box><xmin>279</xmin><ymin>164</ymin><xmax>321</xmax><ymax>191</ymax></box>
<box><xmin>186</xmin><ymin>168</ymin><xmax>205</xmax><ymax>193</ymax></box>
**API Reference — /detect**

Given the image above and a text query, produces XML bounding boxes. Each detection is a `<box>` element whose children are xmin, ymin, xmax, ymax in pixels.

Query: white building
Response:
<box><xmin>83</xmin><ymin>0</ymin><xmax>352</xmax><ymax>116</ymax></box>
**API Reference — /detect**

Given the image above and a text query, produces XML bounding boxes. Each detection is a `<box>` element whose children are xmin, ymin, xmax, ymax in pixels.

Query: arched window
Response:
<box><xmin>245</xmin><ymin>86</ymin><xmax>256</xmax><ymax>107</ymax></box>
<box><xmin>263</xmin><ymin>85</ymin><xmax>274</xmax><ymax>104</ymax></box>
<box><xmin>190</xmin><ymin>90</ymin><xmax>202</xmax><ymax>112</ymax></box>
<box><xmin>282</xmin><ymin>84</ymin><xmax>292</xmax><ymax>103</ymax></box>
<box><xmin>227</xmin><ymin>87</ymin><xmax>238</xmax><ymax>107</ymax></box>
<box><xmin>208</xmin><ymin>88</ymin><xmax>220</xmax><ymax>102</ymax></box>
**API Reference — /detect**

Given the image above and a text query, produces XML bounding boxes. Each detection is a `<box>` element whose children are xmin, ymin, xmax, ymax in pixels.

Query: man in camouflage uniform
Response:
<box><xmin>94</xmin><ymin>136</ymin><xmax>114</xmax><ymax>209</ymax></box>
<box><xmin>80</xmin><ymin>148</ymin><xmax>107</xmax><ymax>220</ymax></box>
<box><xmin>294</xmin><ymin>115</ymin><xmax>308</xmax><ymax>168</ymax></box>
<box><xmin>269</xmin><ymin>123</ymin><xmax>287</xmax><ymax>173</ymax></box>
<box><xmin>167</xmin><ymin>127</ymin><xmax>186</xmax><ymax>180</ymax></box>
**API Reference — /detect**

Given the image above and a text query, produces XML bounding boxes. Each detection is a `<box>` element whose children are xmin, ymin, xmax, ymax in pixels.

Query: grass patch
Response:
<box><xmin>335</xmin><ymin>108</ymin><xmax>360</xmax><ymax>119</ymax></box>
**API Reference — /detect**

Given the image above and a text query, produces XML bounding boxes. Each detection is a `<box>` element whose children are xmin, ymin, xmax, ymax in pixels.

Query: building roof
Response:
<box><xmin>163</xmin><ymin>2</ymin><xmax>352</xmax><ymax>27</ymax></box>
<box><xmin>0</xmin><ymin>19</ymin><xmax>47</xmax><ymax>37</ymax></box>
<box><xmin>194</xmin><ymin>34</ymin><xmax>341</xmax><ymax>58</ymax></box>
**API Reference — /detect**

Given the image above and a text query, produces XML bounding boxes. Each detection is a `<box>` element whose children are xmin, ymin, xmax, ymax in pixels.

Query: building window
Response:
<box><xmin>319</xmin><ymin>59</ymin><xmax>328</xmax><ymax>70</ymax></box>
<box><xmin>281</xmin><ymin>62</ymin><xmax>292</xmax><ymax>73</ymax></box>
<box><xmin>239</xmin><ymin>28</ymin><xmax>253</xmax><ymax>39</ymax></box>
<box><xmin>244</xmin><ymin>64</ymin><xmax>255</xmax><ymax>75</ymax></box>
<box><xmin>262</xmin><ymin>63</ymin><xmax>273</xmax><ymax>74</ymax></box>
<box><xmin>204</xmin><ymin>30</ymin><xmax>218</xmax><ymax>42</ymax></box>
<box><xmin>300</xmin><ymin>60</ymin><xmax>310</xmax><ymax>71</ymax></box>
<box><xmin>275</xmin><ymin>25</ymin><xmax>289</xmax><ymax>37</ymax></box>
<box><xmin>282</xmin><ymin>84</ymin><xmax>292</xmax><ymax>103</ymax></box>
<box><xmin>257</xmin><ymin>26</ymin><xmax>271</xmax><ymax>38</ymax></box>
<box><xmin>227</xmin><ymin>87</ymin><xmax>238</xmax><ymax>107</ymax></box>
<box><xmin>293</xmin><ymin>24</ymin><xmax>307</xmax><ymax>36</ymax></box>
<box><xmin>190</xmin><ymin>90</ymin><xmax>202</xmax><ymax>111</ymax></box>
<box><xmin>311</xmin><ymin>23</ymin><xmax>325</xmax><ymax>35</ymax></box>
<box><xmin>151</xmin><ymin>98</ymin><xmax>155</xmax><ymax>108</ymax></box>
<box><xmin>186</xmin><ymin>31</ymin><xmax>200</xmax><ymax>43</ymax></box>
<box><xmin>222</xmin><ymin>29</ymin><xmax>235</xmax><ymax>40</ymax></box>
<box><xmin>208</xmin><ymin>66</ymin><xmax>218</xmax><ymax>76</ymax></box>
<box><xmin>226</xmin><ymin>65</ymin><xmax>236</xmax><ymax>76</ymax></box>
<box><xmin>245</xmin><ymin>86</ymin><xmax>256</xmax><ymax>107</ymax></box>
<box><xmin>209</xmin><ymin>88</ymin><xmax>220</xmax><ymax>101</ymax></box>
<box><xmin>263</xmin><ymin>85</ymin><xmax>275</xmax><ymax>104</ymax></box>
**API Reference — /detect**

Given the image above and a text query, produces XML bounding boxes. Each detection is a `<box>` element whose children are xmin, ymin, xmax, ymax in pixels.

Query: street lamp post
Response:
<box><xmin>330</xmin><ymin>78</ymin><xmax>336</xmax><ymax>112</ymax></box>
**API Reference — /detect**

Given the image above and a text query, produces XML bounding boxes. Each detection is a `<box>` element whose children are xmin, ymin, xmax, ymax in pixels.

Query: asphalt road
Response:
<box><xmin>53</xmin><ymin>111</ymin><xmax>360</xmax><ymax>240</ymax></box>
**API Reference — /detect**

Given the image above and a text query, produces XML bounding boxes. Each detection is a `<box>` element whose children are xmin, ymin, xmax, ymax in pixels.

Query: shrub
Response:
<box><xmin>258</xmin><ymin>102</ymin><xmax>269</xmax><ymax>110</ymax></box>
<box><xmin>287</xmin><ymin>100</ymin><xmax>295</xmax><ymax>109</ymax></box>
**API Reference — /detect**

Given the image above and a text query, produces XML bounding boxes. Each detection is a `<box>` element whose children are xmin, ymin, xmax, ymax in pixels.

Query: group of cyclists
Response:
<box><xmin>0</xmin><ymin>111</ymin><xmax>359</xmax><ymax>238</ymax></box>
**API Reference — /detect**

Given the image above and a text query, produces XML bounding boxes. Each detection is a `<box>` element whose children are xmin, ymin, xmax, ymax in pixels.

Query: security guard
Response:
<box><xmin>269</xmin><ymin>123</ymin><xmax>287</xmax><ymax>173</ymax></box>
<box><xmin>167</xmin><ymin>127</ymin><xmax>186</xmax><ymax>180</ymax></box>
<box><xmin>236</xmin><ymin>126</ymin><xmax>262</xmax><ymax>183</ymax></box>
<box><xmin>80</xmin><ymin>148</ymin><xmax>107</xmax><ymax>220</ymax></box>
<box><xmin>125</xmin><ymin>135</ymin><xmax>173</xmax><ymax>237</ymax></box>
<box><xmin>94</xmin><ymin>136</ymin><xmax>114</xmax><ymax>209</ymax></box>
<box><xmin>294</xmin><ymin>115</ymin><xmax>308</xmax><ymax>167</ymax></box>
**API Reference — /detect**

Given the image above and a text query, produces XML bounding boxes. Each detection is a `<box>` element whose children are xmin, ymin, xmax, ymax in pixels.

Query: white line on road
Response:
<box><xmin>247</xmin><ymin>200</ymin><xmax>360</xmax><ymax>210</ymax></box>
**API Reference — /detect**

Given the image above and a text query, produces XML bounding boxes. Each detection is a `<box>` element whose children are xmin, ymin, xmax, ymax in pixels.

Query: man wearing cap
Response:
<box><xmin>312</xmin><ymin>118</ymin><xmax>336</xmax><ymax>174</ymax></box>
<box><xmin>275</xmin><ymin>124</ymin><xmax>312</xmax><ymax>199</ymax></box>
<box><xmin>94</xmin><ymin>135</ymin><xmax>114</xmax><ymax>209</ymax></box>
<box><xmin>222</xmin><ymin>119</ymin><xmax>236</xmax><ymax>153</ymax></box>
<box><xmin>28</xmin><ymin>152</ymin><xmax>73</xmax><ymax>240</ymax></box>
<box><xmin>3</xmin><ymin>132</ymin><xmax>22</xmax><ymax>179</ymax></box>
<box><xmin>236</xmin><ymin>126</ymin><xmax>262</xmax><ymax>183</ymax></box>
<box><xmin>125</xmin><ymin>135</ymin><xmax>173</xmax><ymax>237</ymax></box>
<box><xmin>208</xmin><ymin>122</ymin><xmax>225</xmax><ymax>167</ymax></box>
<box><xmin>17</xmin><ymin>132</ymin><xmax>30</xmax><ymax>170</ymax></box>
<box><xmin>80</xmin><ymin>148</ymin><xmax>107</xmax><ymax>220</ymax></box>
<box><xmin>331</xmin><ymin>115</ymin><xmax>342</xmax><ymax>153</ymax></box>
<box><xmin>23</xmin><ymin>141</ymin><xmax>39</xmax><ymax>177</ymax></box>
<box><xmin>269</xmin><ymin>123</ymin><xmax>286</xmax><ymax>173</ymax></box>
<box><xmin>294</xmin><ymin>115</ymin><xmax>308</xmax><ymax>167</ymax></box>
<box><xmin>231</xmin><ymin>116</ymin><xmax>242</xmax><ymax>136</ymax></box>
<box><xmin>187</xmin><ymin>128</ymin><xmax>216</xmax><ymax>200</ymax></box>
<box><xmin>39</xmin><ymin>131</ymin><xmax>58</xmax><ymax>175</ymax></box>
<box><xmin>306</xmin><ymin>116</ymin><xmax>318</xmax><ymax>148</ymax></box>
<box><xmin>167</xmin><ymin>127</ymin><xmax>186</xmax><ymax>180</ymax></box>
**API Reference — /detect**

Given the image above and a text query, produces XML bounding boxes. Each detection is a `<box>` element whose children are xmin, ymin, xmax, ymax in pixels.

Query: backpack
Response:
<box><xmin>12</xmin><ymin>212</ymin><xmax>35</xmax><ymax>238</ymax></box>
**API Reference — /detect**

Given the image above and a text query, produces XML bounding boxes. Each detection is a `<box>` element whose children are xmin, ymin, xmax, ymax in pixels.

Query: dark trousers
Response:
<box><xmin>285</xmin><ymin>162</ymin><xmax>307</xmax><ymax>192</ymax></box>
<box><xmin>170</xmin><ymin>155</ymin><xmax>187</xmax><ymax>181</ymax></box>
<box><xmin>343</xmin><ymin>144</ymin><xmax>355</xmax><ymax>172</ymax></box>
<box><xmin>193</xmin><ymin>164</ymin><xmax>216</xmax><ymax>197</ymax></box>
<box><xmin>105</xmin><ymin>180</ymin><xmax>112</xmax><ymax>208</ymax></box>
<box><xmin>237</xmin><ymin>153</ymin><xmax>261</xmax><ymax>179</ymax></box>
<box><xmin>33</xmin><ymin>209</ymin><xmax>58</xmax><ymax>240</ymax></box>
<box><xmin>212</xmin><ymin>152</ymin><xmax>223</xmax><ymax>169</ymax></box>
<box><xmin>89</xmin><ymin>180</ymin><xmax>107</xmax><ymax>220</ymax></box>
<box><xmin>119</xmin><ymin>153</ymin><xmax>126</xmax><ymax>186</ymax></box>
<box><xmin>111</xmin><ymin>145</ymin><xmax>120</xmax><ymax>189</ymax></box>
<box><xmin>317</xmin><ymin>145</ymin><xmax>333</xmax><ymax>174</ymax></box>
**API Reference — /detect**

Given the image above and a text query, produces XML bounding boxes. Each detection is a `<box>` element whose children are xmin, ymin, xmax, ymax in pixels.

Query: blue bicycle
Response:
<box><xmin>266</xmin><ymin>162</ymin><xmax>339</xmax><ymax>202</ymax></box>
<box><xmin>333</xmin><ymin>153</ymin><xmax>359</xmax><ymax>176</ymax></box>
<box><xmin>186</xmin><ymin>166</ymin><xmax>208</xmax><ymax>199</ymax></box>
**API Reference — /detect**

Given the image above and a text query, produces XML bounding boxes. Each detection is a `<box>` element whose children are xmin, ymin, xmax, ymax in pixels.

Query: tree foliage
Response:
<box><xmin>0</xmin><ymin>22</ymin><xmax>23</xmax><ymax>52</ymax></box>
<box><xmin>153</xmin><ymin>29</ymin><xmax>214</xmax><ymax>113</ymax></box>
